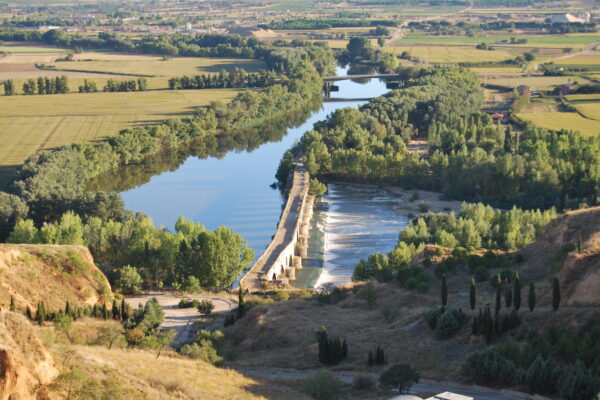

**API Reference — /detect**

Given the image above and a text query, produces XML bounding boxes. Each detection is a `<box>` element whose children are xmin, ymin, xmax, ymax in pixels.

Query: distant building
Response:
<box><xmin>559</xmin><ymin>84</ymin><xmax>576</xmax><ymax>96</ymax></box>
<box><xmin>549</xmin><ymin>13</ymin><xmax>590</xmax><ymax>23</ymax></box>
<box><xmin>490</xmin><ymin>112</ymin><xmax>508</xmax><ymax>123</ymax></box>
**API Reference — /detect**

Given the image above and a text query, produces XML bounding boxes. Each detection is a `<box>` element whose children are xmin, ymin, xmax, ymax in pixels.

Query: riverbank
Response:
<box><xmin>382</xmin><ymin>185</ymin><xmax>464</xmax><ymax>214</ymax></box>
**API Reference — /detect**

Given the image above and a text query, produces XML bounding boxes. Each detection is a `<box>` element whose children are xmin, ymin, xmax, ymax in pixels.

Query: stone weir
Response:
<box><xmin>240</xmin><ymin>163</ymin><xmax>313</xmax><ymax>289</ymax></box>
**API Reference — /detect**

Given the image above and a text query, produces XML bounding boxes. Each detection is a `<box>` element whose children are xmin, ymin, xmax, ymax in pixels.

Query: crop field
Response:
<box><xmin>46</xmin><ymin>56</ymin><xmax>266</xmax><ymax>77</ymax></box>
<box><xmin>485</xmin><ymin>75</ymin><xmax>589</xmax><ymax>89</ymax></box>
<box><xmin>555</xmin><ymin>53</ymin><xmax>600</xmax><ymax>65</ymax></box>
<box><xmin>9</xmin><ymin>76</ymin><xmax>172</xmax><ymax>93</ymax></box>
<box><xmin>573</xmin><ymin>102</ymin><xmax>600</xmax><ymax>121</ymax></box>
<box><xmin>517</xmin><ymin>112</ymin><xmax>600</xmax><ymax>137</ymax></box>
<box><xmin>394</xmin><ymin>34</ymin><xmax>598</xmax><ymax>49</ymax></box>
<box><xmin>383</xmin><ymin>45</ymin><xmax>513</xmax><ymax>63</ymax></box>
<box><xmin>0</xmin><ymin>89</ymin><xmax>239</xmax><ymax>168</ymax></box>
<box><xmin>0</xmin><ymin>45</ymin><xmax>69</xmax><ymax>53</ymax></box>
<box><xmin>566</xmin><ymin>94</ymin><xmax>600</xmax><ymax>101</ymax></box>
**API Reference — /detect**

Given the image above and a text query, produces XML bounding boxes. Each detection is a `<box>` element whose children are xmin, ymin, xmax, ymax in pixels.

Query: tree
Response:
<box><xmin>528</xmin><ymin>282</ymin><xmax>536</xmax><ymax>311</ymax></box>
<box><xmin>357</xmin><ymin>285</ymin><xmax>378</xmax><ymax>309</ymax></box>
<box><xmin>367</xmin><ymin>350</ymin><xmax>374</xmax><ymax>366</ymax></box>
<box><xmin>513</xmin><ymin>272</ymin><xmax>521</xmax><ymax>311</ymax></box>
<box><xmin>9</xmin><ymin>296</ymin><xmax>15</xmax><ymax>312</ymax></box>
<box><xmin>55</xmin><ymin>314</ymin><xmax>73</xmax><ymax>342</ymax></box>
<box><xmin>377</xmin><ymin>37</ymin><xmax>386</xmax><ymax>47</ymax></box>
<box><xmin>36</xmin><ymin>301</ymin><xmax>46</xmax><ymax>326</ymax></box>
<box><xmin>504</xmin><ymin>126</ymin><xmax>512</xmax><ymax>153</ymax></box>
<box><xmin>137</xmin><ymin>78</ymin><xmax>147</xmax><ymax>91</ymax></box>
<box><xmin>441</xmin><ymin>274</ymin><xmax>448</xmax><ymax>308</ymax></box>
<box><xmin>196</xmin><ymin>300</ymin><xmax>214</xmax><ymax>315</ymax></box>
<box><xmin>495</xmin><ymin>274</ymin><xmax>502</xmax><ymax>314</ymax></box>
<box><xmin>237</xmin><ymin>284</ymin><xmax>245</xmax><ymax>319</ymax></box>
<box><xmin>379</xmin><ymin>364</ymin><xmax>420</xmax><ymax>394</ymax></box>
<box><xmin>25</xmin><ymin>305</ymin><xmax>33</xmax><ymax>320</ymax></box>
<box><xmin>97</xmin><ymin>321</ymin><xmax>125</xmax><ymax>349</ymax></box>
<box><xmin>347</xmin><ymin>36</ymin><xmax>373</xmax><ymax>61</ymax></box>
<box><xmin>116</xmin><ymin>265</ymin><xmax>143</xmax><ymax>294</ymax></box>
<box><xmin>552</xmin><ymin>277</ymin><xmax>560</xmax><ymax>312</ymax></box>
<box><xmin>469</xmin><ymin>279</ymin><xmax>476</xmax><ymax>310</ymax></box>
<box><xmin>303</xmin><ymin>370</ymin><xmax>343</xmax><ymax>400</ymax></box>
<box><xmin>3</xmin><ymin>79</ymin><xmax>15</xmax><ymax>95</ymax></box>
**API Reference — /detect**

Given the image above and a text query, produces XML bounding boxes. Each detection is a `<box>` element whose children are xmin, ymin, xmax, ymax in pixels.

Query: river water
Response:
<box><xmin>118</xmin><ymin>66</ymin><xmax>407</xmax><ymax>287</ymax></box>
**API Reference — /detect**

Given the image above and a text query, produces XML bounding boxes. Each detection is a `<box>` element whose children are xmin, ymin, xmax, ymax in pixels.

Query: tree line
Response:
<box><xmin>3</xmin><ymin>75</ymin><xmax>69</xmax><ymax>96</ymax></box>
<box><xmin>168</xmin><ymin>69</ymin><xmax>278</xmax><ymax>90</ymax></box>
<box><xmin>280</xmin><ymin>65</ymin><xmax>600</xmax><ymax>210</ymax></box>
<box><xmin>258</xmin><ymin>18</ymin><xmax>398</xmax><ymax>30</ymax></box>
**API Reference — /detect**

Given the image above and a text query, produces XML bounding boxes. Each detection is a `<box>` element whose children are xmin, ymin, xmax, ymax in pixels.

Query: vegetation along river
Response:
<box><xmin>113</xmin><ymin>66</ymin><xmax>407</xmax><ymax>287</ymax></box>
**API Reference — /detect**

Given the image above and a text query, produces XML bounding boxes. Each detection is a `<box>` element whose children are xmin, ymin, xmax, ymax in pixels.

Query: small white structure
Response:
<box><xmin>549</xmin><ymin>13</ymin><xmax>589</xmax><ymax>23</ymax></box>
<box><xmin>426</xmin><ymin>392</ymin><xmax>474</xmax><ymax>400</ymax></box>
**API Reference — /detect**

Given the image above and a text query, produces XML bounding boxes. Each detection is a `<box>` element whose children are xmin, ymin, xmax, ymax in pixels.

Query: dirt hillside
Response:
<box><xmin>517</xmin><ymin>206</ymin><xmax>600</xmax><ymax>305</ymax></box>
<box><xmin>0</xmin><ymin>312</ymin><xmax>59</xmax><ymax>400</ymax></box>
<box><xmin>0</xmin><ymin>244</ymin><xmax>112</xmax><ymax>312</ymax></box>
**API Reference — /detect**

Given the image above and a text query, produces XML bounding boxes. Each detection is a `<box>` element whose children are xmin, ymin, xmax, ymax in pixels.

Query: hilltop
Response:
<box><xmin>0</xmin><ymin>244</ymin><xmax>112</xmax><ymax>311</ymax></box>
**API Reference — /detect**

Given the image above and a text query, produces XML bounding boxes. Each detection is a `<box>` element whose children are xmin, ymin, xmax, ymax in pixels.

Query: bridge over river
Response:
<box><xmin>240</xmin><ymin>162</ymin><xmax>313</xmax><ymax>290</ymax></box>
<box><xmin>323</xmin><ymin>73</ymin><xmax>400</xmax><ymax>82</ymax></box>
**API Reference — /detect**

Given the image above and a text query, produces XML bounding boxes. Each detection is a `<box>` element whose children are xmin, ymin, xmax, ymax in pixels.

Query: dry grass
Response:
<box><xmin>485</xmin><ymin>75</ymin><xmax>589</xmax><ymax>89</ymax></box>
<box><xmin>0</xmin><ymin>89</ymin><xmax>238</xmax><ymax>167</ymax></box>
<box><xmin>517</xmin><ymin>112</ymin><xmax>600</xmax><ymax>136</ymax></box>
<box><xmin>573</xmin><ymin>102</ymin><xmax>600</xmax><ymax>121</ymax></box>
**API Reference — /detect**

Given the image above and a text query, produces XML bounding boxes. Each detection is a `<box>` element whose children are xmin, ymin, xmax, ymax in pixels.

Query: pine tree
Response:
<box><xmin>441</xmin><ymin>274</ymin><xmax>448</xmax><ymax>308</ymax></box>
<box><xmin>528</xmin><ymin>282</ymin><xmax>536</xmax><ymax>312</ymax></box>
<box><xmin>9</xmin><ymin>296</ymin><xmax>15</xmax><ymax>312</ymax></box>
<box><xmin>513</xmin><ymin>273</ymin><xmax>521</xmax><ymax>311</ymax></box>
<box><xmin>552</xmin><ymin>277</ymin><xmax>560</xmax><ymax>312</ymax></box>
<box><xmin>469</xmin><ymin>279</ymin><xmax>476</xmax><ymax>310</ymax></box>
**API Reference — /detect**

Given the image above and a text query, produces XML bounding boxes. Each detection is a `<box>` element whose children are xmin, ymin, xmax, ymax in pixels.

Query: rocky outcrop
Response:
<box><xmin>0</xmin><ymin>312</ymin><xmax>58</xmax><ymax>400</ymax></box>
<box><xmin>0</xmin><ymin>244</ymin><xmax>112</xmax><ymax>312</ymax></box>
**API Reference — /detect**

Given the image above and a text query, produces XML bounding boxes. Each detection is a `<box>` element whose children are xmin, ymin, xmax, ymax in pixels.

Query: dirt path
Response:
<box><xmin>125</xmin><ymin>293</ymin><xmax>237</xmax><ymax>344</ymax></box>
<box><xmin>233</xmin><ymin>367</ymin><xmax>525</xmax><ymax>400</ymax></box>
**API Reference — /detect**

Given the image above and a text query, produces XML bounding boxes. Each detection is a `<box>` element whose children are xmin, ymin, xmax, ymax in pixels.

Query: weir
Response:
<box><xmin>240</xmin><ymin>162</ymin><xmax>312</xmax><ymax>290</ymax></box>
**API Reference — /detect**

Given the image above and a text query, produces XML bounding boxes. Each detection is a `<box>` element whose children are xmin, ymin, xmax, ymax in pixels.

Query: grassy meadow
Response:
<box><xmin>396</xmin><ymin>34</ymin><xmax>599</xmax><ymax>49</ymax></box>
<box><xmin>383</xmin><ymin>44</ymin><xmax>514</xmax><ymax>63</ymax></box>
<box><xmin>0</xmin><ymin>89</ymin><xmax>239</xmax><ymax>168</ymax></box>
<box><xmin>517</xmin><ymin>112</ymin><xmax>600</xmax><ymax>137</ymax></box>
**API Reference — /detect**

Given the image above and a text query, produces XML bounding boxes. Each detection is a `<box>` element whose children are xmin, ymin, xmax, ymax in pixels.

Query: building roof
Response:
<box><xmin>426</xmin><ymin>392</ymin><xmax>474</xmax><ymax>400</ymax></box>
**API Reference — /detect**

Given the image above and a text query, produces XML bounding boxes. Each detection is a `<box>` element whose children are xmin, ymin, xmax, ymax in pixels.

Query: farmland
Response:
<box><xmin>0</xmin><ymin>88</ymin><xmax>239</xmax><ymax>170</ymax></box>
<box><xmin>395</xmin><ymin>34</ymin><xmax>599</xmax><ymax>49</ymax></box>
<box><xmin>517</xmin><ymin>112</ymin><xmax>600</xmax><ymax>136</ymax></box>
<box><xmin>46</xmin><ymin>56</ymin><xmax>266</xmax><ymax>77</ymax></box>
<box><xmin>383</xmin><ymin>44</ymin><xmax>514</xmax><ymax>63</ymax></box>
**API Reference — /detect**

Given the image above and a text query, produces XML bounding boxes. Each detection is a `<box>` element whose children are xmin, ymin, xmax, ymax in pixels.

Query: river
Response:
<box><xmin>116</xmin><ymin>66</ymin><xmax>407</xmax><ymax>287</ymax></box>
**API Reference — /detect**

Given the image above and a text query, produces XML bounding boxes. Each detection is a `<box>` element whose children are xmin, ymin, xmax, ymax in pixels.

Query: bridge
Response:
<box><xmin>240</xmin><ymin>162</ymin><xmax>313</xmax><ymax>290</ymax></box>
<box><xmin>323</xmin><ymin>73</ymin><xmax>400</xmax><ymax>82</ymax></box>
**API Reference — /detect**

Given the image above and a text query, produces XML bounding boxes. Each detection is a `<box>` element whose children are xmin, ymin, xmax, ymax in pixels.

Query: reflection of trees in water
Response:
<box><xmin>88</xmin><ymin>99</ymin><xmax>321</xmax><ymax>193</ymax></box>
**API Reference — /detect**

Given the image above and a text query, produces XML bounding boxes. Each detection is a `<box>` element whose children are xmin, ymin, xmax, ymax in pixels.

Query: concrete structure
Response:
<box><xmin>240</xmin><ymin>162</ymin><xmax>312</xmax><ymax>289</ymax></box>
<box><xmin>323</xmin><ymin>73</ymin><xmax>400</xmax><ymax>82</ymax></box>
<box><xmin>549</xmin><ymin>13</ymin><xmax>590</xmax><ymax>23</ymax></box>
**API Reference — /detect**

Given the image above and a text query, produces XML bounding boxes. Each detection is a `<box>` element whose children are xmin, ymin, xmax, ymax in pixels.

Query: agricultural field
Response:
<box><xmin>572</xmin><ymin>102</ymin><xmax>600</xmax><ymax>121</ymax></box>
<box><xmin>517</xmin><ymin>112</ymin><xmax>600</xmax><ymax>136</ymax></box>
<box><xmin>395</xmin><ymin>34</ymin><xmax>599</xmax><ymax>49</ymax></box>
<box><xmin>0</xmin><ymin>89</ymin><xmax>239</xmax><ymax>169</ymax></box>
<box><xmin>0</xmin><ymin>45</ymin><xmax>69</xmax><ymax>53</ymax></box>
<box><xmin>383</xmin><ymin>44</ymin><xmax>514</xmax><ymax>63</ymax></box>
<box><xmin>46</xmin><ymin>56</ymin><xmax>266</xmax><ymax>77</ymax></box>
<box><xmin>485</xmin><ymin>75</ymin><xmax>589</xmax><ymax>89</ymax></box>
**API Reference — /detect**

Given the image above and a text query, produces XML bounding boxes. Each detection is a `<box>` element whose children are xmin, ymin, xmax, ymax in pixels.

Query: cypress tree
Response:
<box><xmin>25</xmin><ymin>305</ymin><xmax>32</xmax><ymax>320</ymax></box>
<box><xmin>528</xmin><ymin>282</ymin><xmax>536</xmax><ymax>311</ymax></box>
<box><xmin>342</xmin><ymin>339</ymin><xmax>348</xmax><ymax>359</ymax></box>
<box><xmin>513</xmin><ymin>273</ymin><xmax>521</xmax><ymax>311</ymax></box>
<box><xmin>9</xmin><ymin>296</ymin><xmax>15</xmax><ymax>312</ymax></box>
<box><xmin>120</xmin><ymin>299</ymin><xmax>128</xmax><ymax>320</ymax></box>
<box><xmin>504</xmin><ymin>126</ymin><xmax>512</xmax><ymax>153</ymax></box>
<box><xmin>441</xmin><ymin>274</ymin><xmax>448</xmax><ymax>308</ymax></box>
<box><xmin>238</xmin><ymin>285</ymin><xmax>246</xmax><ymax>319</ymax></box>
<box><xmin>469</xmin><ymin>279</ymin><xmax>476</xmax><ymax>310</ymax></box>
<box><xmin>112</xmin><ymin>299</ymin><xmax>119</xmax><ymax>319</ymax></box>
<box><xmin>504</xmin><ymin>287</ymin><xmax>512</xmax><ymax>309</ymax></box>
<box><xmin>577</xmin><ymin>235</ymin><xmax>582</xmax><ymax>254</ymax></box>
<box><xmin>552</xmin><ymin>277</ymin><xmax>560</xmax><ymax>312</ymax></box>
<box><xmin>36</xmin><ymin>302</ymin><xmax>45</xmax><ymax>326</ymax></box>
<box><xmin>367</xmin><ymin>350</ymin><xmax>374</xmax><ymax>366</ymax></box>
<box><xmin>495</xmin><ymin>275</ymin><xmax>502</xmax><ymax>314</ymax></box>
<box><xmin>101</xmin><ymin>303</ymin><xmax>108</xmax><ymax>319</ymax></box>
<box><xmin>65</xmin><ymin>301</ymin><xmax>71</xmax><ymax>317</ymax></box>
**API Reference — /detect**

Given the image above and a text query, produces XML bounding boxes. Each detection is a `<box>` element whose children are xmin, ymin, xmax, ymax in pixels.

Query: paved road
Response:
<box><xmin>125</xmin><ymin>293</ymin><xmax>236</xmax><ymax>344</ymax></box>
<box><xmin>235</xmin><ymin>368</ymin><xmax>525</xmax><ymax>400</ymax></box>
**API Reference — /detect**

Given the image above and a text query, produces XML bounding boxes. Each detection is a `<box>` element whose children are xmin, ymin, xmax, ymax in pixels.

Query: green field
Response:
<box><xmin>0</xmin><ymin>89</ymin><xmax>239</xmax><ymax>168</ymax></box>
<box><xmin>11</xmin><ymin>76</ymin><xmax>172</xmax><ymax>93</ymax></box>
<box><xmin>486</xmin><ymin>75</ymin><xmax>589</xmax><ymax>89</ymax></box>
<box><xmin>573</xmin><ymin>102</ymin><xmax>600</xmax><ymax>121</ymax></box>
<box><xmin>395</xmin><ymin>34</ymin><xmax>598</xmax><ymax>49</ymax></box>
<box><xmin>384</xmin><ymin>45</ymin><xmax>514</xmax><ymax>63</ymax></box>
<box><xmin>0</xmin><ymin>45</ymin><xmax>69</xmax><ymax>53</ymax></box>
<box><xmin>47</xmin><ymin>57</ymin><xmax>266</xmax><ymax>77</ymax></box>
<box><xmin>567</xmin><ymin>94</ymin><xmax>600</xmax><ymax>101</ymax></box>
<box><xmin>517</xmin><ymin>112</ymin><xmax>600</xmax><ymax>137</ymax></box>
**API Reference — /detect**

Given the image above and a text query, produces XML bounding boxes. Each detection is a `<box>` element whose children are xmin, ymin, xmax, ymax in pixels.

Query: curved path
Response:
<box><xmin>125</xmin><ymin>293</ymin><xmax>237</xmax><ymax>344</ymax></box>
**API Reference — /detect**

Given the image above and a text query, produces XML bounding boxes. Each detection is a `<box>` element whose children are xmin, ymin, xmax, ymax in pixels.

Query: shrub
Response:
<box><xmin>180</xmin><ymin>340</ymin><xmax>223</xmax><ymax>365</ymax></box>
<box><xmin>462</xmin><ymin>349</ymin><xmax>521</xmax><ymax>385</ymax></box>
<box><xmin>424</xmin><ymin>308</ymin><xmax>443</xmax><ymax>330</ymax></box>
<box><xmin>182</xmin><ymin>275</ymin><xmax>202</xmax><ymax>293</ymax></box>
<box><xmin>178</xmin><ymin>298</ymin><xmax>199</xmax><ymax>308</ymax></box>
<box><xmin>352</xmin><ymin>375</ymin><xmax>375</xmax><ymax>391</ymax></box>
<box><xmin>436</xmin><ymin>308</ymin><xmax>466</xmax><ymax>338</ymax></box>
<box><xmin>196</xmin><ymin>300</ymin><xmax>214</xmax><ymax>315</ymax></box>
<box><xmin>116</xmin><ymin>265</ymin><xmax>143</xmax><ymax>294</ymax></box>
<box><xmin>379</xmin><ymin>364</ymin><xmax>419</xmax><ymax>394</ymax></box>
<box><xmin>474</xmin><ymin>265</ymin><xmax>489</xmax><ymax>282</ymax></box>
<box><xmin>303</xmin><ymin>370</ymin><xmax>343</xmax><ymax>400</ymax></box>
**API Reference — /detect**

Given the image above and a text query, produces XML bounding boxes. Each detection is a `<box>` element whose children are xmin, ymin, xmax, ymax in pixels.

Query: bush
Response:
<box><xmin>424</xmin><ymin>308</ymin><xmax>443</xmax><ymax>330</ymax></box>
<box><xmin>116</xmin><ymin>265</ymin><xmax>143</xmax><ymax>294</ymax></box>
<box><xmin>352</xmin><ymin>375</ymin><xmax>375</xmax><ymax>391</ymax></box>
<box><xmin>180</xmin><ymin>340</ymin><xmax>222</xmax><ymax>365</ymax></box>
<box><xmin>303</xmin><ymin>370</ymin><xmax>343</xmax><ymax>400</ymax></box>
<box><xmin>462</xmin><ymin>349</ymin><xmax>521</xmax><ymax>385</ymax></box>
<box><xmin>379</xmin><ymin>364</ymin><xmax>419</xmax><ymax>394</ymax></box>
<box><xmin>196</xmin><ymin>300</ymin><xmax>214</xmax><ymax>315</ymax></box>
<box><xmin>178</xmin><ymin>298</ymin><xmax>199</xmax><ymax>308</ymax></box>
<box><xmin>436</xmin><ymin>308</ymin><xmax>466</xmax><ymax>338</ymax></box>
<box><xmin>182</xmin><ymin>275</ymin><xmax>202</xmax><ymax>293</ymax></box>
<box><xmin>474</xmin><ymin>266</ymin><xmax>489</xmax><ymax>282</ymax></box>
